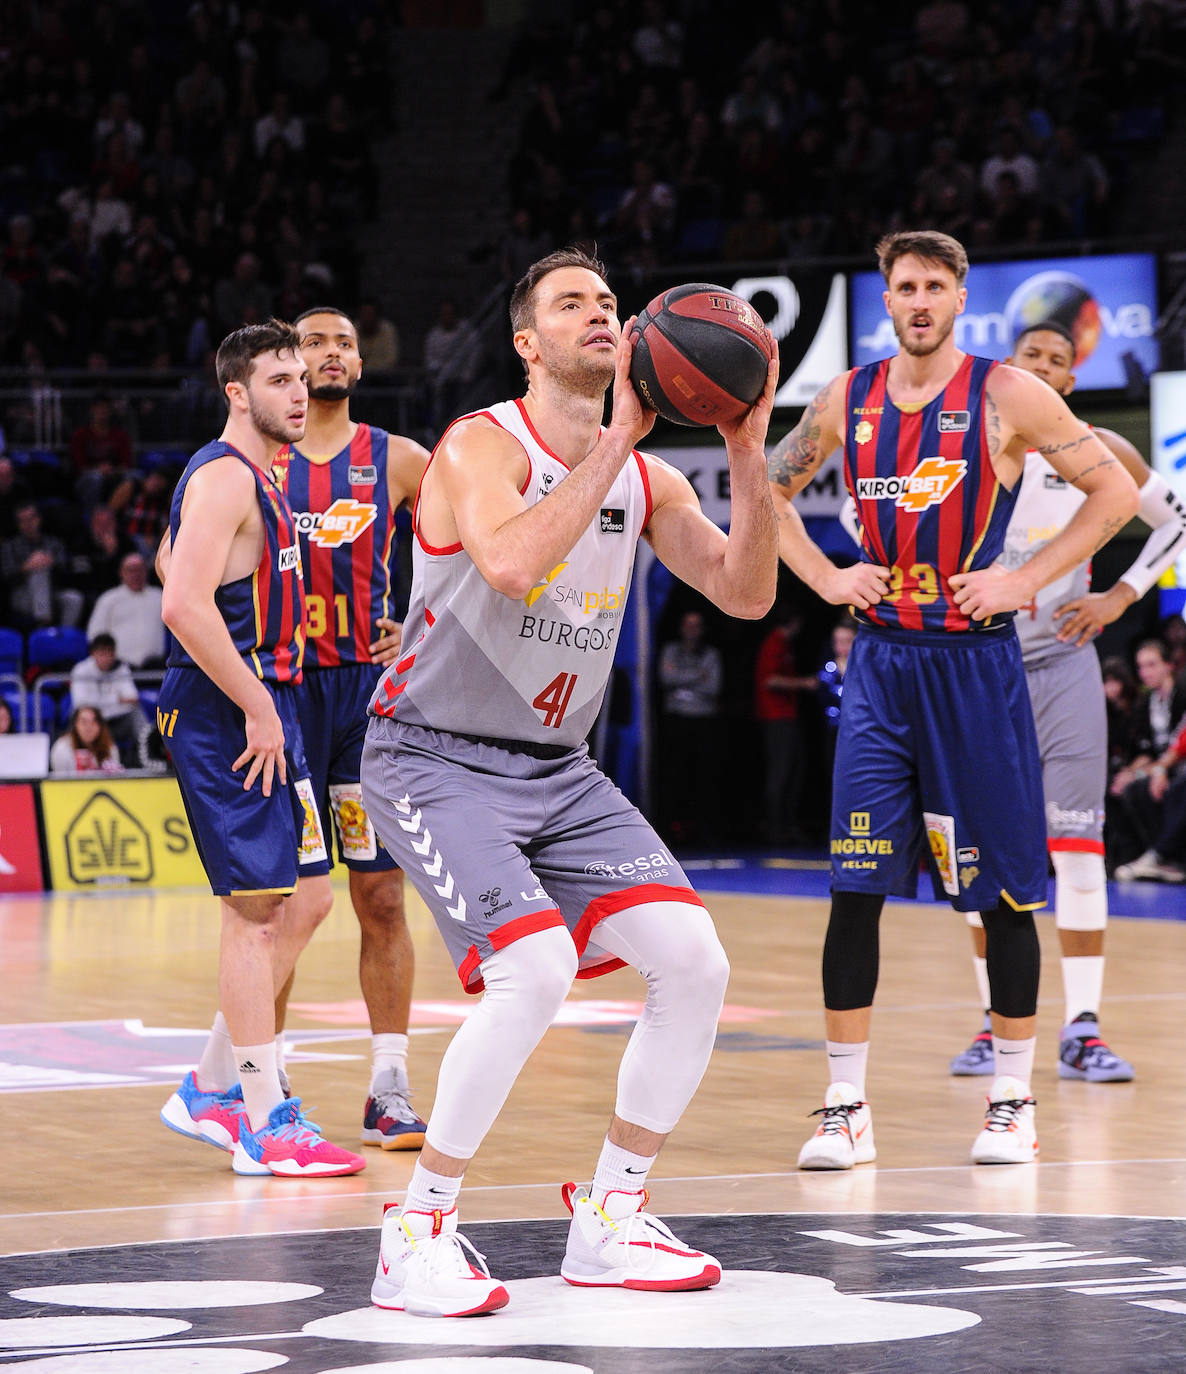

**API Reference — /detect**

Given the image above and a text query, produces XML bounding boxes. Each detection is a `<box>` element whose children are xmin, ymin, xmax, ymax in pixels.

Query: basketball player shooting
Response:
<box><xmin>358</xmin><ymin>246</ymin><xmax>777</xmax><ymax>1316</ymax></box>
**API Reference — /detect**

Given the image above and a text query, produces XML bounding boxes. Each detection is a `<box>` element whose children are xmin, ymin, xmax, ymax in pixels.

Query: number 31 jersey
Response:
<box><xmin>370</xmin><ymin>398</ymin><xmax>652</xmax><ymax>748</ymax></box>
<box><xmin>274</xmin><ymin>425</ymin><xmax>396</xmax><ymax>669</ymax></box>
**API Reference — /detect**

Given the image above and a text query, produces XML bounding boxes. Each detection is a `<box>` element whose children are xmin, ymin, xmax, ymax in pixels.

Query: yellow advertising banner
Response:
<box><xmin>41</xmin><ymin>778</ymin><xmax>208</xmax><ymax>890</ymax></box>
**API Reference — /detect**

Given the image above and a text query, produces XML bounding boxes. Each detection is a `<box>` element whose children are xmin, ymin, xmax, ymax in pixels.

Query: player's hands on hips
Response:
<box><xmin>1053</xmin><ymin>584</ymin><xmax>1135</xmax><ymax>646</ymax></box>
<box><xmin>369</xmin><ymin>617</ymin><xmax>404</xmax><ymax>666</ymax></box>
<box><xmin>821</xmin><ymin>560</ymin><xmax>890</xmax><ymax>609</ymax></box>
<box><xmin>608</xmin><ymin>318</ymin><xmax>656</xmax><ymax>448</ymax></box>
<box><xmin>234</xmin><ymin>694</ymin><xmax>287</xmax><ymax>796</ymax></box>
<box><xmin>717</xmin><ymin>354</ymin><xmax>780</xmax><ymax>453</ymax></box>
<box><xmin>949</xmin><ymin>564</ymin><xmax>1031</xmax><ymax>621</ymax></box>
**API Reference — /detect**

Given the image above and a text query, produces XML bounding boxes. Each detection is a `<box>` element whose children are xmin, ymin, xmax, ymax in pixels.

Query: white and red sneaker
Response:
<box><xmin>559</xmin><ymin>1183</ymin><xmax>721</xmax><ymax>1291</ymax></box>
<box><xmin>231</xmin><ymin>1097</ymin><xmax>366</xmax><ymax>1177</ymax></box>
<box><xmin>371</xmin><ymin>1204</ymin><xmax>509</xmax><ymax>1317</ymax></box>
<box><xmin>797</xmin><ymin>1081</ymin><xmax>876</xmax><ymax>1169</ymax></box>
<box><xmin>971</xmin><ymin>1075</ymin><xmax>1038</xmax><ymax>1164</ymax></box>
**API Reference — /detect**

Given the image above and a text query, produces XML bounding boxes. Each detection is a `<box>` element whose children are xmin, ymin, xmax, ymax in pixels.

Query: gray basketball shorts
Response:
<box><xmin>1025</xmin><ymin>648</ymin><xmax>1106</xmax><ymax>852</ymax></box>
<box><xmin>360</xmin><ymin>717</ymin><xmax>704</xmax><ymax>992</ymax></box>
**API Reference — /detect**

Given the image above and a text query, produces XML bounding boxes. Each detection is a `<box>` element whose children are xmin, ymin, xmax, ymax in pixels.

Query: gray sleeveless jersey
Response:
<box><xmin>999</xmin><ymin>448</ymin><xmax>1090</xmax><ymax>668</ymax></box>
<box><xmin>369</xmin><ymin>399</ymin><xmax>651</xmax><ymax>747</ymax></box>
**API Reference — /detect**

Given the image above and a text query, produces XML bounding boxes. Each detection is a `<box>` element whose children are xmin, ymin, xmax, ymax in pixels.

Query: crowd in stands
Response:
<box><xmin>502</xmin><ymin>0</ymin><xmax>1180</xmax><ymax>272</ymax></box>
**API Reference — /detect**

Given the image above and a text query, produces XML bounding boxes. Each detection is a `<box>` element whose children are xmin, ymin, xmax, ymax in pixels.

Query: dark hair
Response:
<box><xmin>69</xmin><ymin>706</ymin><xmax>116</xmax><ymax>763</ymax></box>
<box><xmin>509</xmin><ymin>246</ymin><xmax>609</xmax><ymax>333</ymax></box>
<box><xmin>1014</xmin><ymin>319</ymin><xmax>1076</xmax><ymax>354</ymax></box>
<box><xmin>90</xmin><ymin>632</ymin><xmax>116</xmax><ymax>652</ymax></box>
<box><xmin>1136</xmin><ymin>637</ymin><xmax>1169</xmax><ymax>661</ymax></box>
<box><xmin>1101</xmin><ymin>655</ymin><xmax>1138</xmax><ymax>705</ymax></box>
<box><xmin>875</xmin><ymin>229</ymin><xmax>969</xmax><ymax>287</ymax></box>
<box><xmin>214</xmin><ymin>319</ymin><xmax>302</xmax><ymax>391</ymax></box>
<box><xmin>294</xmin><ymin>305</ymin><xmax>357</xmax><ymax>330</ymax></box>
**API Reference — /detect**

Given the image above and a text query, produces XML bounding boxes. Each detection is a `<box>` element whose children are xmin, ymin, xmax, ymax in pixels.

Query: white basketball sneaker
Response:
<box><xmin>797</xmin><ymin>1081</ymin><xmax>876</xmax><ymax>1169</ymax></box>
<box><xmin>371</xmin><ymin>1204</ymin><xmax>509</xmax><ymax>1316</ymax></box>
<box><xmin>559</xmin><ymin>1183</ymin><xmax>721</xmax><ymax>1291</ymax></box>
<box><xmin>971</xmin><ymin>1076</ymin><xmax>1038</xmax><ymax>1164</ymax></box>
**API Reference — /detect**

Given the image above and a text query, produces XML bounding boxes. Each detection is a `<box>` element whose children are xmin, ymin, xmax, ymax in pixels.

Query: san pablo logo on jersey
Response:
<box><xmin>857</xmin><ymin>456</ymin><xmax>967</xmax><ymax>513</ymax></box>
<box><xmin>293</xmin><ymin>497</ymin><xmax>378</xmax><ymax>549</ymax></box>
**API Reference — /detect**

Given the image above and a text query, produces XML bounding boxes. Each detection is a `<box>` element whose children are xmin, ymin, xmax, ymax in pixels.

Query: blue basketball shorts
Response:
<box><xmin>830</xmin><ymin>622</ymin><xmax>1047</xmax><ymax>913</ymax></box>
<box><xmin>159</xmin><ymin>667</ymin><xmax>329</xmax><ymax>896</ymax></box>
<box><xmin>297</xmin><ymin>663</ymin><xmax>398</xmax><ymax>873</ymax></box>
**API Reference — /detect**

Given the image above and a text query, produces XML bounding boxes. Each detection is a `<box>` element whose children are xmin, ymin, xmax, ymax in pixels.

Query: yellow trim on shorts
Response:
<box><xmin>229</xmin><ymin>886</ymin><xmax>295</xmax><ymax>896</ymax></box>
<box><xmin>999</xmin><ymin>888</ymin><xmax>1046</xmax><ymax>912</ymax></box>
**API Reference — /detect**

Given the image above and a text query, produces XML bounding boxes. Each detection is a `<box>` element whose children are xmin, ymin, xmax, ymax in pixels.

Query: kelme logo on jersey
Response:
<box><xmin>294</xmin><ymin>498</ymin><xmax>378</xmax><ymax>549</ymax></box>
<box><xmin>856</xmin><ymin>456</ymin><xmax>967</xmax><ymax>514</ymax></box>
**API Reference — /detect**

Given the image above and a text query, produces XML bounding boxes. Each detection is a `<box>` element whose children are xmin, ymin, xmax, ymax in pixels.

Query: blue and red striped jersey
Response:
<box><xmin>167</xmin><ymin>440</ymin><xmax>306</xmax><ymax>683</ymax></box>
<box><xmin>273</xmin><ymin>425</ymin><xmax>395</xmax><ymax>669</ymax></box>
<box><xmin>844</xmin><ymin>354</ymin><xmax>1017</xmax><ymax>632</ymax></box>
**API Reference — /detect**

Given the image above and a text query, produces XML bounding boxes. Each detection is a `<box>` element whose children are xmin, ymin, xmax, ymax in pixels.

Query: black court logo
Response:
<box><xmin>600</xmin><ymin>507</ymin><xmax>626</xmax><ymax>534</ymax></box>
<box><xmin>348</xmin><ymin>464</ymin><xmax>377</xmax><ymax>485</ymax></box>
<box><xmin>939</xmin><ymin>410</ymin><xmax>970</xmax><ymax>432</ymax></box>
<box><xmin>64</xmin><ymin>791</ymin><xmax>153</xmax><ymax>885</ymax></box>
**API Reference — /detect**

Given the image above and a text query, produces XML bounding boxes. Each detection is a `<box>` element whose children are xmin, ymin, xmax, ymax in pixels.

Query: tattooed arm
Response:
<box><xmin>766</xmin><ymin>373</ymin><xmax>848</xmax><ymax>495</ymax></box>
<box><xmin>950</xmin><ymin>365</ymin><xmax>1140</xmax><ymax>622</ymax></box>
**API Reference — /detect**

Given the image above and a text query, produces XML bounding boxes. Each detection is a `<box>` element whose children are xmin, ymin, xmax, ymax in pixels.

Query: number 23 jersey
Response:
<box><xmin>370</xmin><ymin>398</ymin><xmax>652</xmax><ymax>748</ymax></box>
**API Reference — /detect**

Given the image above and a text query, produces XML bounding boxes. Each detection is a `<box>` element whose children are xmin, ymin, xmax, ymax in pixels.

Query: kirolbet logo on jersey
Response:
<box><xmin>278</xmin><ymin>544</ymin><xmax>302</xmax><ymax>573</ymax></box>
<box><xmin>856</xmin><ymin>457</ymin><xmax>967</xmax><ymax>513</ymax></box>
<box><xmin>294</xmin><ymin>498</ymin><xmax>378</xmax><ymax>549</ymax></box>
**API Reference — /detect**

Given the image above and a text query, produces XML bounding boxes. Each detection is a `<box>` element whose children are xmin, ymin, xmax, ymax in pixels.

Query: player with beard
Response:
<box><xmin>766</xmin><ymin>231</ymin><xmax>1138</xmax><ymax>1168</ymax></box>
<box><xmin>158</xmin><ymin>321</ymin><xmax>365</xmax><ymax>1177</ymax></box>
<box><xmin>359</xmin><ymin>247</ymin><xmax>778</xmax><ymax>1316</ymax></box>
<box><xmin>267</xmin><ymin>307</ymin><xmax>432</xmax><ymax>1149</ymax></box>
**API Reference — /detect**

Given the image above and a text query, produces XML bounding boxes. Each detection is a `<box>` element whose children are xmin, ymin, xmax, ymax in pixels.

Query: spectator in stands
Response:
<box><xmin>86</xmin><ymin>552</ymin><xmax>164</xmax><ymax>669</ymax></box>
<box><xmin>754</xmin><ymin>608</ymin><xmax>818</xmax><ymax>847</ymax></box>
<box><xmin>1162</xmin><ymin>615</ymin><xmax>1186</xmax><ymax>676</ymax></box>
<box><xmin>656</xmin><ymin>609</ymin><xmax>722</xmax><ymax>846</ymax></box>
<box><xmin>722</xmin><ymin>189</ymin><xmax>781</xmax><ymax>262</ymax></box>
<box><xmin>0</xmin><ymin>502</ymin><xmax>84</xmax><ymax>629</ymax></box>
<box><xmin>254</xmin><ymin>90</ymin><xmax>305</xmax><ymax>160</ymax></box>
<box><xmin>69</xmin><ymin>632</ymin><xmax>150</xmax><ymax>767</ymax></box>
<box><xmin>720</xmin><ymin>70</ymin><xmax>782</xmax><ymax>138</ymax></box>
<box><xmin>610</xmin><ymin>156</ymin><xmax>676</xmax><ymax>267</ymax></box>
<box><xmin>71</xmin><ymin>504</ymin><xmax>136</xmax><ymax>603</ymax></box>
<box><xmin>0</xmin><ymin>458</ymin><xmax>32</xmax><ymax>540</ymax></box>
<box><xmin>980</xmin><ymin>124</ymin><xmax>1040</xmax><ymax>199</ymax></box>
<box><xmin>355</xmin><ymin>298</ymin><xmax>400</xmax><ymax>374</ymax></box>
<box><xmin>914</xmin><ymin>136</ymin><xmax>977</xmax><ymax>222</ymax></box>
<box><xmin>0</xmin><ymin>700</ymin><xmax>14</xmax><ymax>736</ymax></box>
<box><xmin>1042</xmin><ymin>125</ymin><xmax>1110</xmax><ymax>237</ymax></box>
<box><xmin>1103</xmin><ymin>656</ymin><xmax>1142</xmax><ymax>790</ymax></box>
<box><xmin>423</xmin><ymin>298</ymin><xmax>480</xmax><ymax>425</ymax></box>
<box><xmin>70</xmin><ymin>396</ymin><xmax>133</xmax><ymax>480</ymax></box>
<box><xmin>213</xmin><ymin>251</ymin><xmax>273</xmax><ymax>334</ymax></box>
<box><xmin>115</xmin><ymin>468</ymin><xmax>173</xmax><ymax>559</ymax></box>
<box><xmin>631</xmin><ymin>0</ymin><xmax>684</xmax><ymax>73</ymax></box>
<box><xmin>50</xmin><ymin>705</ymin><xmax>124</xmax><ymax>774</ymax></box>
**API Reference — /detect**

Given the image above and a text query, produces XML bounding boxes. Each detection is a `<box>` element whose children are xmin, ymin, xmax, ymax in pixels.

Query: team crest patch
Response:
<box><xmin>938</xmin><ymin>410</ymin><xmax>970</xmax><ymax>432</ymax></box>
<box><xmin>328</xmin><ymin>782</ymin><xmax>376</xmax><ymax>862</ymax></box>
<box><xmin>854</xmin><ymin>420</ymin><xmax>874</xmax><ymax>445</ymax></box>
<box><xmin>856</xmin><ymin>457</ymin><xmax>967</xmax><ymax>514</ymax></box>
<box><xmin>348</xmin><ymin>464</ymin><xmax>377</xmax><ymax>485</ymax></box>
<box><xmin>600</xmin><ymin>507</ymin><xmax>626</xmax><ymax>533</ymax></box>
<box><xmin>294</xmin><ymin>777</ymin><xmax>328</xmax><ymax>866</ymax></box>
<box><xmin>924</xmin><ymin>811</ymin><xmax>959</xmax><ymax>897</ymax></box>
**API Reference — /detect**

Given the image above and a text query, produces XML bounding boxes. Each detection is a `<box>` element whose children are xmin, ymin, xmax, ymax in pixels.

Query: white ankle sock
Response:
<box><xmin>195</xmin><ymin>1011</ymin><xmax>237</xmax><ymax>1092</ymax></box>
<box><xmin>992</xmin><ymin>1035</ymin><xmax>1036</xmax><ymax>1093</ymax></box>
<box><xmin>1061</xmin><ymin>956</ymin><xmax>1104</xmax><ymax>1027</ymax></box>
<box><xmin>826</xmin><ymin>1041</ymin><xmax>869</xmax><ymax>1099</ymax></box>
<box><xmin>234</xmin><ymin>1041</ymin><xmax>284</xmax><ymax>1131</ymax></box>
<box><xmin>372</xmin><ymin>1032</ymin><xmax>409</xmax><ymax>1090</ymax></box>
<box><xmin>404</xmin><ymin>1162</ymin><xmax>462</xmax><ymax>1215</ymax></box>
<box><xmin>590</xmin><ymin>1137</ymin><xmax>656</xmax><ymax>1204</ymax></box>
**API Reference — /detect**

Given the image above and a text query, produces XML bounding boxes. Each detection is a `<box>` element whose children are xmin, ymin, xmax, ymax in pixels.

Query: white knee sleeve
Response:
<box><xmin>424</xmin><ymin>925</ymin><xmax>578</xmax><ymax>1159</ymax></box>
<box><xmin>1052</xmin><ymin>849</ymin><xmax>1107</xmax><ymax>932</ymax></box>
<box><xmin>965</xmin><ymin>910</ymin><xmax>984</xmax><ymax>929</ymax></box>
<box><xmin>592</xmin><ymin>901</ymin><xmax>730</xmax><ymax>1135</ymax></box>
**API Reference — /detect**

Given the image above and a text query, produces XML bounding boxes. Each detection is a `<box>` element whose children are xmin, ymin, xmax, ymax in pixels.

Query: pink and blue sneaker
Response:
<box><xmin>232</xmin><ymin>1097</ymin><xmax>367</xmax><ymax>1178</ymax></box>
<box><xmin>160</xmin><ymin>1072</ymin><xmax>249</xmax><ymax>1152</ymax></box>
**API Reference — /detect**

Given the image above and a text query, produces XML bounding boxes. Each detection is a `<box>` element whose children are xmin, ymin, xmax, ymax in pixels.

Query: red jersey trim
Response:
<box><xmin>413</xmin><ymin>411</ymin><xmax>506</xmax><ymax>556</ymax></box>
<box><xmin>456</xmin><ymin>907</ymin><xmax>567</xmax><ymax>993</ymax></box>
<box><xmin>1048</xmin><ymin>837</ymin><xmax>1105</xmax><ymax>855</ymax></box>
<box><xmin>515</xmin><ymin>397</ymin><xmax>572</xmax><ymax>470</ymax></box>
<box><xmin>634</xmin><ymin>450</ymin><xmax>653</xmax><ymax>534</ymax></box>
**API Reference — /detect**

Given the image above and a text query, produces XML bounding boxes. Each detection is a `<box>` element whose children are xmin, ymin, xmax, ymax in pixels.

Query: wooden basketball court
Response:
<box><xmin>2</xmin><ymin>871</ymin><xmax>1184</xmax><ymax>1371</ymax></box>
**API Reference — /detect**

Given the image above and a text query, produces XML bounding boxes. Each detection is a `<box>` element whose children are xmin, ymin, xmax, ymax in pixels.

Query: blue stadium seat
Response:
<box><xmin>27</xmin><ymin>625</ymin><xmax>90</xmax><ymax>674</ymax></box>
<box><xmin>0</xmin><ymin>627</ymin><xmax>22</xmax><ymax>677</ymax></box>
